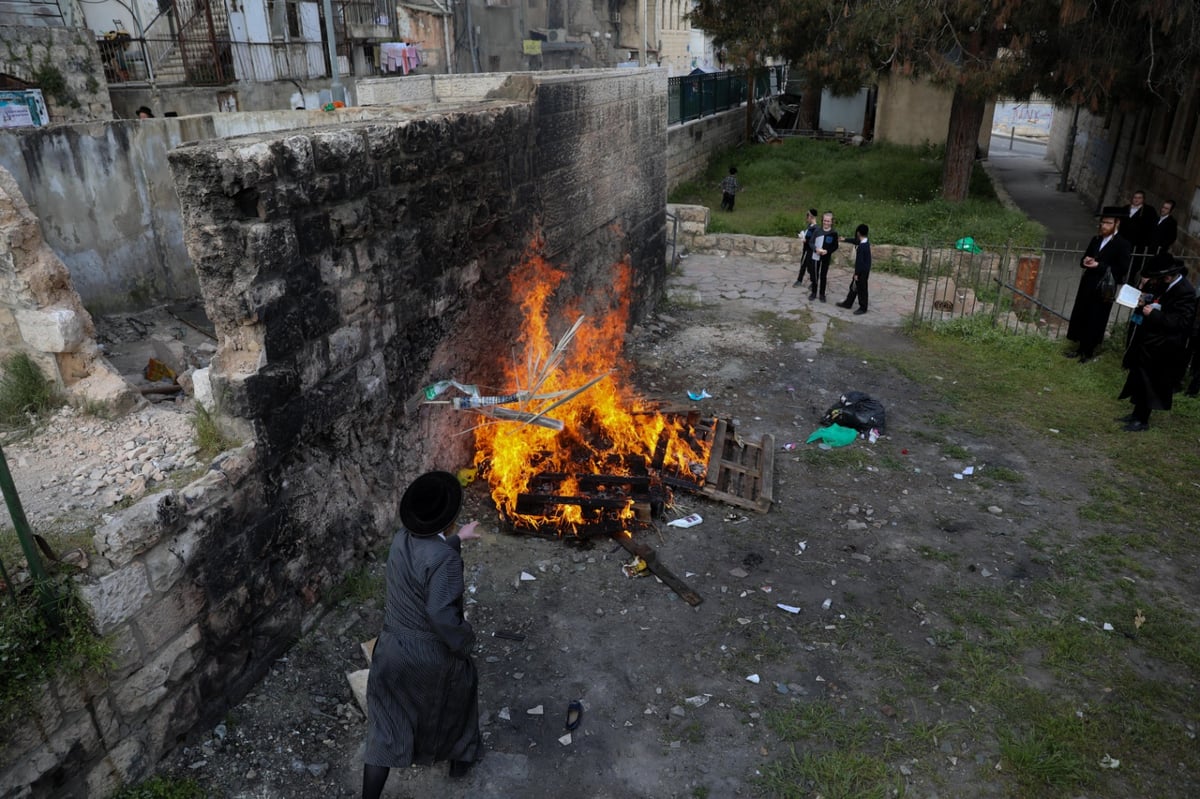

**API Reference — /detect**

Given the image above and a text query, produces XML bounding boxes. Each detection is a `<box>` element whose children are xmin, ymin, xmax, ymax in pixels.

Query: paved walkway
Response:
<box><xmin>667</xmin><ymin>252</ymin><xmax>917</xmax><ymax>349</ymax></box>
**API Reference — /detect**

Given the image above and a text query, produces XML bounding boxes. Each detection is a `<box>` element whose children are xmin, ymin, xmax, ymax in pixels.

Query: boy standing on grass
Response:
<box><xmin>836</xmin><ymin>224</ymin><xmax>872</xmax><ymax>315</ymax></box>
<box><xmin>719</xmin><ymin>167</ymin><xmax>740</xmax><ymax>211</ymax></box>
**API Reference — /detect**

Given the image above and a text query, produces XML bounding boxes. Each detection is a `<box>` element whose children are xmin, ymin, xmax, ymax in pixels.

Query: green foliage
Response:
<box><xmin>669</xmin><ymin>138</ymin><xmax>1043</xmax><ymax>246</ymax></box>
<box><xmin>0</xmin><ymin>579</ymin><xmax>112</xmax><ymax>736</ymax></box>
<box><xmin>0</xmin><ymin>353</ymin><xmax>60</xmax><ymax>429</ymax></box>
<box><xmin>326</xmin><ymin>563</ymin><xmax>383</xmax><ymax>605</ymax></box>
<box><xmin>108</xmin><ymin>776</ymin><xmax>206</xmax><ymax>799</ymax></box>
<box><xmin>191</xmin><ymin>405</ymin><xmax>238</xmax><ymax>459</ymax></box>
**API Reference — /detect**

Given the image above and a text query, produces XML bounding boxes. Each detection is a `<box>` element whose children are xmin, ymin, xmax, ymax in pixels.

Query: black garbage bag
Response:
<box><xmin>820</xmin><ymin>391</ymin><xmax>886</xmax><ymax>433</ymax></box>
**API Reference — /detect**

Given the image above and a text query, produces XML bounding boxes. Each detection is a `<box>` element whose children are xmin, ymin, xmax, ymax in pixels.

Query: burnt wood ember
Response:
<box><xmin>613</xmin><ymin>533</ymin><xmax>703</xmax><ymax>606</ymax></box>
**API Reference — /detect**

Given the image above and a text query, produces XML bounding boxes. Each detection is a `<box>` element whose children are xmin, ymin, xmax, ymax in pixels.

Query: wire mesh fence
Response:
<box><xmin>912</xmin><ymin>240</ymin><xmax>1200</xmax><ymax>340</ymax></box>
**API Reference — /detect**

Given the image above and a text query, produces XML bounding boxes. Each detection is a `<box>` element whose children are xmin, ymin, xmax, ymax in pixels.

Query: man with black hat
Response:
<box><xmin>362</xmin><ymin>471</ymin><xmax>484</xmax><ymax>796</ymax></box>
<box><xmin>1065</xmin><ymin>207</ymin><xmax>1133</xmax><ymax>363</ymax></box>
<box><xmin>1117</xmin><ymin>254</ymin><xmax>1196</xmax><ymax>432</ymax></box>
<box><xmin>794</xmin><ymin>208</ymin><xmax>819</xmax><ymax>289</ymax></box>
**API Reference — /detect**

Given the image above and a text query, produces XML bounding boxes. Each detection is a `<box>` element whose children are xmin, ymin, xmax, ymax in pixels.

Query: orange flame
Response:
<box><xmin>473</xmin><ymin>238</ymin><xmax>711</xmax><ymax>533</ymax></box>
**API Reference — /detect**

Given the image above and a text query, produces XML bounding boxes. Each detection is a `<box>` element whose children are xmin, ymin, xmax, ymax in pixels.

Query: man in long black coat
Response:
<box><xmin>1149</xmin><ymin>199</ymin><xmax>1178</xmax><ymax>255</ymax></box>
<box><xmin>1124</xmin><ymin>190</ymin><xmax>1154</xmax><ymax>281</ymax></box>
<box><xmin>1065</xmin><ymin>208</ymin><xmax>1133</xmax><ymax>363</ymax></box>
<box><xmin>363</xmin><ymin>471</ymin><xmax>483</xmax><ymax>797</ymax></box>
<box><xmin>1118</xmin><ymin>256</ymin><xmax>1197</xmax><ymax>431</ymax></box>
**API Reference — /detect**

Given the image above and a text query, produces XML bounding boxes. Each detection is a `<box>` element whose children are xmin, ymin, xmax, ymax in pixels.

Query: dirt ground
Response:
<box><xmin>3</xmin><ymin>257</ymin><xmax>1150</xmax><ymax>797</ymax></box>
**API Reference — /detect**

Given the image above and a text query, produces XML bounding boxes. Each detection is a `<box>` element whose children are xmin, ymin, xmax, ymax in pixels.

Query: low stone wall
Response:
<box><xmin>667</xmin><ymin>203</ymin><xmax>926</xmax><ymax>268</ymax></box>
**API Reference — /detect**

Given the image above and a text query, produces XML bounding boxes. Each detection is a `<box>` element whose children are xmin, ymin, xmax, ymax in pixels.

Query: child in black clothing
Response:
<box><xmin>719</xmin><ymin>167</ymin><xmax>740</xmax><ymax>211</ymax></box>
<box><xmin>836</xmin><ymin>224</ymin><xmax>872</xmax><ymax>314</ymax></box>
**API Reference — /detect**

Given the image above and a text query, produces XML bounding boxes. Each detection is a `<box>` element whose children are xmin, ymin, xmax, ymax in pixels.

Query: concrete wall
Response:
<box><xmin>0</xmin><ymin>107</ymin><xmax>410</xmax><ymax>315</ymax></box>
<box><xmin>0</xmin><ymin>68</ymin><xmax>669</xmax><ymax>799</ymax></box>
<box><xmin>0</xmin><ymin>25</ymin><xmax>112</xmax><ymax>124</ymax></box>
<box><xmin>666</xmin><ymin>106</ymin><xmax>744</xmax><ymax>190</ymax></box>
<box><xmin>875</xmin><ymin>72</ymin><xmax>995</xmax><ymax>152</ymax></box>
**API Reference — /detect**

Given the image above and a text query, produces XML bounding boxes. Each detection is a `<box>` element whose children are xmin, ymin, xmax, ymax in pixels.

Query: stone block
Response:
<box><xmin>14</xmin><ymin>308</ymin><xmax>85</xmax><ymax>353</ymax></box>
<box><xmin>192</xmin><ymin>366</ymin><xmax>213</xmax><ymax>409</ymax></box>
<box><xmin>134</xmin><ymin>583</ymin><xmax>205</xmax><ymax>654</ymax></box>
<box><xmin>143</xmin><ymin>527</ymin><xmax>199</xmax><ymax>592</ymax></box>
<box><xmin>327</xmin><ymin>324</ymin><xmax>364</xmax><ymax>372</ymax></box>
<box><xmin>77</xmin><ymin>563</ymin><xmax>153</xmax><ymax>635</ymax></box>
<box><xmin>347</xmin><ymin>669</ymin><xmax>369</xmax><ymax>715</ymax></box>
<box><xmin>93</xmin><ymin>491</ymin><xmax>184</xmax><ymax>568</ymax></box>
<box><xmin>114</xmin><ymin>624</ymin><xmax>201</xmax><ymax>716</ymax></box>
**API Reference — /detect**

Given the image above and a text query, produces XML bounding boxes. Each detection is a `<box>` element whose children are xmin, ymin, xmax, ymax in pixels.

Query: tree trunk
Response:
<box><xmin>744</xmin><ymin>64</ymin><xmax>757</xmax><ymax>142</ymax></box>
<box><xmin>941</xmin><ymin>86</ymin><xmax>987</xmax><ymax>202</ymax></box>
<box><xmin>800</xmin><ymin>74</ymin><xmax>822</xmax><ymax>131</ymax></box>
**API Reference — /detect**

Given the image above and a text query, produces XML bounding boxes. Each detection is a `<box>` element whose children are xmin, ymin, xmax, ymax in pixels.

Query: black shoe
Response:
<box><xmin>1122</xmin><ymin>420</ymin><xmax>1149</xmax><ymax>432</ymax></box>
<box><xmin>808</xmin><ymin>292</ymin><xmax>817</xmax><ymax>300</ymax></box>
<box><xmin>1063</xmin><ymin>350</ymin><xmax>1080</xmax><ymax>359</ymax></box>
<box><xmin>565</xmin><ymin>699</ymin><xmax>583</xmax><ymax>731</ymax></box>
<box><xmin>449</xmin><ymin>760</ymin><xmax>475</xmax><ymax>779</ymax></box>
<box><xmin>819</xmin><ymin>295</ymin><xmax>827</xmax><ymax>302</ymax></box>
<box><xmin>836</xmin><ymin>301</ymin><xmax>852</xmax><ymax>308</ymax></box>
<box><xmin>1115</xmin><ymin>413</ymin><xmax>1136</xmax><ymax>423</ymax></box>
<box><xmin>853</xmin><ymin>307</ymin><xmax>868</xmax><ymax>315</ymax></box>
<box><xmin>793</xmin><ymin>280</ymin><xmax>803</xmax><ymax>287</ymax></box>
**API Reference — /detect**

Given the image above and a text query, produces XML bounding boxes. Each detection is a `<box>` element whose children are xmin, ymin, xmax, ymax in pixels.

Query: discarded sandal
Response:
<box><xmin>565</xmin><ymin>700</ymin><xmax>583</xmax><ymax>731</ymax></box>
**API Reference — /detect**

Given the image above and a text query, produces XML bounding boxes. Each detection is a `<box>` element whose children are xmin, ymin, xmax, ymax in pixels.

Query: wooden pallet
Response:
<box><xmin>701</xmin><ymin>419</ymin><xmax>774</xmax><ymax>513</ymax></box>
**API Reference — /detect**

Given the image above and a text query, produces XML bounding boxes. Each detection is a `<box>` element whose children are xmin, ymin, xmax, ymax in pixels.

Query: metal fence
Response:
<box><xmin>668</xmin><ymin>65</ymin><xmax>786</xmax><ymax>125</ymax></box>
<box><xmin>912</xmin><ymin>240</ymin><xmax>1200</xmax><ymax>340</ymax></box>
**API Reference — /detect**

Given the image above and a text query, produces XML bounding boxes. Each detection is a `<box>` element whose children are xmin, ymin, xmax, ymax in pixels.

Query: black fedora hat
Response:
<box><xmin>1096</xmin><ymin>206</ymin><xmax>1127</xmax><ymax>218</ymax></box>
<box><xmin>1142</xmin><ymin>252</ymin><xmax>1186</xmax><ymax>278</ymax></box>
<box><xmin>400</xmin><ymin>471</ymin><xmax>463</xmax><ymax>536</ymax></box>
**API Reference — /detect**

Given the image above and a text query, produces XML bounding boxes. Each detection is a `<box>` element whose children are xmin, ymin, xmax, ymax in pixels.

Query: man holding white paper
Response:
<box><xmin>1117</xmin><ymin>255</ymin><xmax>1196</xmax><ymax>432</ymax></box>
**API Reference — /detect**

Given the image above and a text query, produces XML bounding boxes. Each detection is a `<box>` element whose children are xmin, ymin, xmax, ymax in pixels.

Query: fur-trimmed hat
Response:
<box><xmin>399</xmin><ymin>471</ymin><xmax>463</xmax><ymax>536</ymax></box>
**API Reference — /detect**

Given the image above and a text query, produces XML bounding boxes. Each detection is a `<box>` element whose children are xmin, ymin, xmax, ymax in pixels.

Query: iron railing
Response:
<box><xmin>912</xmin><ymin>239</ymin><xmax>1200</xmax><ymax>340</ymax></box>
<box><xmin>668</xmin><ymin>65</ymin><xmax>786</xmax><ymax>126</ymax></box>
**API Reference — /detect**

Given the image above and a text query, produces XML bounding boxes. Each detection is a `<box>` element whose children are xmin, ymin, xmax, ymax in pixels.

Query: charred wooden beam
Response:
<box><xmin>516</xmin><ymin>493</ymin><xmax>633</xmax><ymax>512</ymax></box>
<box><xmin>613</xmin><ymin>533</ymin><xmax>703</xmax><ymax>606</ymax></box>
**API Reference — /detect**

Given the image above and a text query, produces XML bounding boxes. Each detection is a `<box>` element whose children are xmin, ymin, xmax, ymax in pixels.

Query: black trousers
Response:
<box><xmin>842</xmin><ymin>273</ymin><xmax>869</xmax><ymax>310</ymax></box>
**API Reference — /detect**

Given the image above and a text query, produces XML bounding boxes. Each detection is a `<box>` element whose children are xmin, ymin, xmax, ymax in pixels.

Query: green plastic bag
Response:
<box><xmin>954</xmin><ymin>236</ymin><xmax>983</xmax><ymax>254</ymax></box>
<box><xmin>805</xmin><ymin>424</ymin><xmax>859</xmax><ymax>447</ymax></box>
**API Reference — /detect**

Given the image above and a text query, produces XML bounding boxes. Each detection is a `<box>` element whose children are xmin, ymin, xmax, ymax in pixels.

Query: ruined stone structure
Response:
<box><xmin>0</xmin><ymin>68</ymin><xmax>668</xmax><ymax>797</ymax></box>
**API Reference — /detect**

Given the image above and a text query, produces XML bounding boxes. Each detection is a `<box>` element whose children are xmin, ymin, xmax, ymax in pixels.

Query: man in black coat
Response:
<box><xmin>806</xmin><ymin>211</ymin><xmax>839</xmax><ymax>302</ymax></box>
<box><xmin>1149</xmin><ymin>199</ymin><xmax>1178</xmax><ymax>255</ymax></box>
<box><xmin>794</xmin><ymin>208</ymin><xmax>819</xmax><ymax>289</ymax></box>
<box><xmin>1124</xmin><ymin>189</ymin><xmax>1154</xmax><ymax>282</ymax></box>
<box><xmin>1065</xmin><ymin>207</ymin><xmax>1133</xmax><ymax>363</ymax></box>
<box><xmin>836</xmin><ymin>223</ymin><xmax>872</xmax><ymax>314</ymax></box>
<box><xmin>1118</xmin><ymin>255</ymin><xmax>1197</xmax><ymax>431</ymax></box>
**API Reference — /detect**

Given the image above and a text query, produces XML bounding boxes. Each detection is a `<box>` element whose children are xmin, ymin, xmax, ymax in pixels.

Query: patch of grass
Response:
<box><xmin>191</xmin><ymin>405</ymin><xmax>239</xmax><ymax>460</ymax></box>
<box><xmin>0</xmin><ymin>353</ymin><xmax>60</xmax><ymax>429</ymax></box>
<box><xmin>0</xmin><ymin>579</ymin><xmax>113</xmax><ymax>737</ymax></box>
<box><xmin>108</xmin><ymin>776</ymin><xmax>206</xmax><ymax>799</ymax></box>
<box><xmin>750</xmin><ymin>309</ymin><xmax>812</xmax><ymax>344</ymax></box>
<box><xmin>916</xmin><ymin>545</ymin><xmax>955</xmax><ymax>563</ymax></box>
<box><xmin>758</xmin><ymin>746</ymin><xmax>899</xmax><ymax>799</ymax></box>
<box><xmin>669</xmin><ymin>138</ymin><xmax>1044</xmax><ymax>247</ymax></box>
<box><xmin>326</xmin><ymin>563</ymin><xmax>383</xmax><ymax>605</ymax></box>
<box><xmin>0</xmin><ymin>521</ymin><xmax>95</xmax><ymax>577</ymax></box>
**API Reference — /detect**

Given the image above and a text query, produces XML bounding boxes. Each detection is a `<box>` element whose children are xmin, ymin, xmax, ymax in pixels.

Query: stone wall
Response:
<box><xmin>0</xmin><ymin>69</ymin><xmax>669</xmax><ymax>798</ymax></box>
<box><xmin>668</xmin><ymin>203</ymin><xmax>925</xmax><ymax>269</ymax></box>
<box><xmin>0</xmin><ymin>26</ymin><xmax>112</xmax><ymax>124</ymax></box>
<box><xmin>666</xmin><ymin>107</ymin><xmax>745</xmax><ymax>190</ymax></box>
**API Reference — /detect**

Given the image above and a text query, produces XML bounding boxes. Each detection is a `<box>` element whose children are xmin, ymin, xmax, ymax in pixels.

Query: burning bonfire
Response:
<box><xmin>425</xmin><ymin>241</ymin><xmax>713</xmax><ymax>537</ymax></box>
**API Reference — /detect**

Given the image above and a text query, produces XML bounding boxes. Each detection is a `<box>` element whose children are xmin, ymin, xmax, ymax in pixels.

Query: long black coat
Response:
<box><xmin>364</xmin><ymin>530</ymin><xmax>482</xmax><ymax>768</ymax></box>
<box><xmin>1150</xmin><ymin>214</ymin><xmax>1178</xmax><ymax>254</ymax></box>
<box><xmin>1066</xmin><ymin>234</ymin><xmax>1132</xmax><ymax>354</ymax></box>
<box><xmin>1120</xmin><ymin>275</ymin><xmax>1198</xmax><ymax>411</ymax></box>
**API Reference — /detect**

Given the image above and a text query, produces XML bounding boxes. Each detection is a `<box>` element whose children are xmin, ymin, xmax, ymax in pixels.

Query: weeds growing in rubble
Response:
<box><xmin>108</xmin><ymin>776</ymin><xmax>205</xmax><ymax>799</ymax></box>
<box><xmin>0</xmin><ymin>353</ymin><xmax>60</xmax><ymax>430</ymax></box>
<box><xmin>191</xmin><ymin>404</ymin><xmax>238</xmax><ymax>459</ymax></box>
<box><xmin>0</xmin><ymin>580</ymin><xmax>111</xmax><ymax>740</ymax></box>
